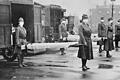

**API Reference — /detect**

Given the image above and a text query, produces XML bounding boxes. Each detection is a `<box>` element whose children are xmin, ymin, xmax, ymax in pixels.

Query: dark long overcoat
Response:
<box><xmin>115</xmin><ymin>24</ymin><xmax>120</xmax><ymax>41</ymax></box>
<box><xmin>77</xmin><ymin>23</ymin><xmax>93</xmax><ymax>60</ymax></box>
<box><xmin>104</xmin><ymin>24</ymin><xmax>114</xmax><ymax>51</ymax></box>
<box><xmin>97</xmin><ymin>22</ymin><xmax>107</xmax><ymax>45</ymax></box>
<box><xmin>98</xmin><ymin>22</ymin><xmax>107</xmax><ymax>37</ymax></box>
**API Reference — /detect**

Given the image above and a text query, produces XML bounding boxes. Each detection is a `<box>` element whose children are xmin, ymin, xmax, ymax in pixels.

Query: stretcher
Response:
<box><xmin>22</xmin><ymin>42</ymin><xmax>78</xmax><ymax>54</ymax></box>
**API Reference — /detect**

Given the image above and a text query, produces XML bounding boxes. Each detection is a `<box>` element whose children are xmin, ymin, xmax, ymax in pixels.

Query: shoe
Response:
<box><xmin>19</xmin><ymin>64</ymin><xmax>23</xmax><ymax>68</ymax></box>
<box><xmin>82</xmin><ymin>66</ymin><xmax>87</xmax><ymax>71</ymax></box>
<box><xmin>116</xmin><ymin>48</ymin><xmax>118</xmax><ymax>51</ymax></box>
<box><xmin>85</xmin><ymin>66</ymin><xmax>90</xmax><ymax>70</ymax></box>
<box><xmin>22</xmin><ymin>64</ymin><xmax>28</xmax><ymax>67</ymax></box>
<box><xmin>106</xmin><ymin>55</ymin><xmax>112</xmax><ymax>58</ymax></box>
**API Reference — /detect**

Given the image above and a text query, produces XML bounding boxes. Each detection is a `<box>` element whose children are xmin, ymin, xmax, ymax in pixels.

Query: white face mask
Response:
<box><xmin>61</xmin><ymin>21</ymin><xmax>66</xmax><ymax>24</ymax></box>
<box><xmin>19</xmin><ymin>22</ymin><xmax>24</xmax><ymax>27</ymax></box>
<box><xmin>109</xmin><ymin>20</ymin><xmax>113</xmax><ymax>24</ymax></box>
<box><xmin>118</xmin><ymin>22</ymin><xmax>120</xmax><ymax>24</ymax></box>
<box><xmin>101</xmin><ymin>20</ymin><xmax>104</xmax><ymax>22</ymax></box>
<box><xmin>83</xmin><ymin>19</ymin><xmax>89</xmax><ymax>23</ymax></box>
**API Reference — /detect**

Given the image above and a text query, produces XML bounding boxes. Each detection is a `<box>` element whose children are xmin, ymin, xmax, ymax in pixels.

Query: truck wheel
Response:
<box><xmin>2</xmin><ymin>47</ymin><xmax>17</xmax><ymax>62</ymax></box>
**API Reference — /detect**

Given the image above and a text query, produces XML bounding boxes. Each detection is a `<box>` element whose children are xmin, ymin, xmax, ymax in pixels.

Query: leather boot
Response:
<box><xmin>106</xmin><ymin>51</ymin><xmax>112</xmax><ymax>58</ymax></box>
<box><xmin>21</xmin><ymin>55</ymin><xmax>27</xmax><ymax>67</ymax></box>
<box><xmin>18</xmin><ymin>56</ymin><xmax>23</xmax><ymax>68</ymax></box>
<box><xmin>82</xmin><ymin>66</ymin><xmax>87</xmax><ymax>71</ymax></box>
<box><xmin>18</xmin><ymin>51</ymin><xmax>23</xmax><ymax>68</ymax></box>
<box><xmin>85</xmin><ymin>66</ymin><xmax>90</xmax><ymax>70</ymax></box>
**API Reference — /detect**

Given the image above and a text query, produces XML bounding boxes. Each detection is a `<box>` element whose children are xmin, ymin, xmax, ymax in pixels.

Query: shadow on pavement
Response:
<box><xmin>79</xmin><ymin>71</ymin><xmax>95</xmax><ymax>79</ymax></box>
<box><xmin>0</xmin><ymin>60</ymin><xmax>18</xmax><ymax>68</ymax></box>
<box><xmin>98</xmin><ymin>64</ymin><xmax>113</xmax><ymax>69</ymax></box>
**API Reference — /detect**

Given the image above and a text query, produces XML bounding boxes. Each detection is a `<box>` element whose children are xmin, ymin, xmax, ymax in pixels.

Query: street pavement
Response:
<box><xmin>0</xmin><ymin>42</ymin><xmax>120</xmax><ymax>80</ymax></box>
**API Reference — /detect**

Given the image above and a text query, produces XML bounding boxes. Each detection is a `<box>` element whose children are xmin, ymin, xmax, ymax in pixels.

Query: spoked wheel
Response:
<box><xmin>2</xmin><ymin>46</ymin><xmax>17</xmax><ymax>62</ymax></box>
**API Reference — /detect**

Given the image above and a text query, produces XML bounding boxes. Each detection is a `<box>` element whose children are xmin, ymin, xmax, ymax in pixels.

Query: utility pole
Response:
<box><xmin>111</xmin><ymin>0</ymin><xmax>116</xmax><ymax>18</ymax></box>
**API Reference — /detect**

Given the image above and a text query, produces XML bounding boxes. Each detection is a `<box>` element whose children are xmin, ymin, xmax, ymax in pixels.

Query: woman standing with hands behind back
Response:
<box><xmin>77</xmin><ymin>14</ymin><xmax>93</xmax><ymax>71</ymax></box>
<box><xmin>104</xmin><ymin>18</ymin><xmax>114</xmax><ymax>58</ymax></box>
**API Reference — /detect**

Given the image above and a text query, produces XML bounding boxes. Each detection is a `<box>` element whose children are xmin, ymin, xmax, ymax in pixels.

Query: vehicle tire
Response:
<box><xmin>2</xmin><ymin>47</ymin><xmax>17</xmax><ymax>62</ymax></box>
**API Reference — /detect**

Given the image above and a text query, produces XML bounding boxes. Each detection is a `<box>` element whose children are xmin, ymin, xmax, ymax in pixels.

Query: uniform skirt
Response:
<box><xmin>104</xmin><ymin>39</ymin><xmax>114</xmax><ymax>51</ymax></box>
<box><xmin>77</xmin><ymin>38</ymin><xmax>93</xmax><ymax>60</ymax></box>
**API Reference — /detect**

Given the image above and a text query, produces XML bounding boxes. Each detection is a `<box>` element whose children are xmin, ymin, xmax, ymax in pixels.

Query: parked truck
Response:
<box><xmin>0</xmin><ymin>0</ymin><xmax>45</xmax><ymax>61</ymax></box>
<box><xmin>43</xmin><ymin>5</ymin><xmax>66</xmax><ymax>42</ymax></box>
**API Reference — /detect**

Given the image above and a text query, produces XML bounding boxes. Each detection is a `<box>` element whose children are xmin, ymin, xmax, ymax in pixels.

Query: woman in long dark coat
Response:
<box><xmin>104</xmin><ymin>18</ymin><xmax>114</xmax><ymax>58</ymax></box>
<box><xmin>115</xmin><ymin>19</ymin><xmax>120</xmax><ymax>51</ymax></box>
<box><xmin>77</xmin><ymin>14</ymin><xmax>93</xmax><ymax>71</ymax></box>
